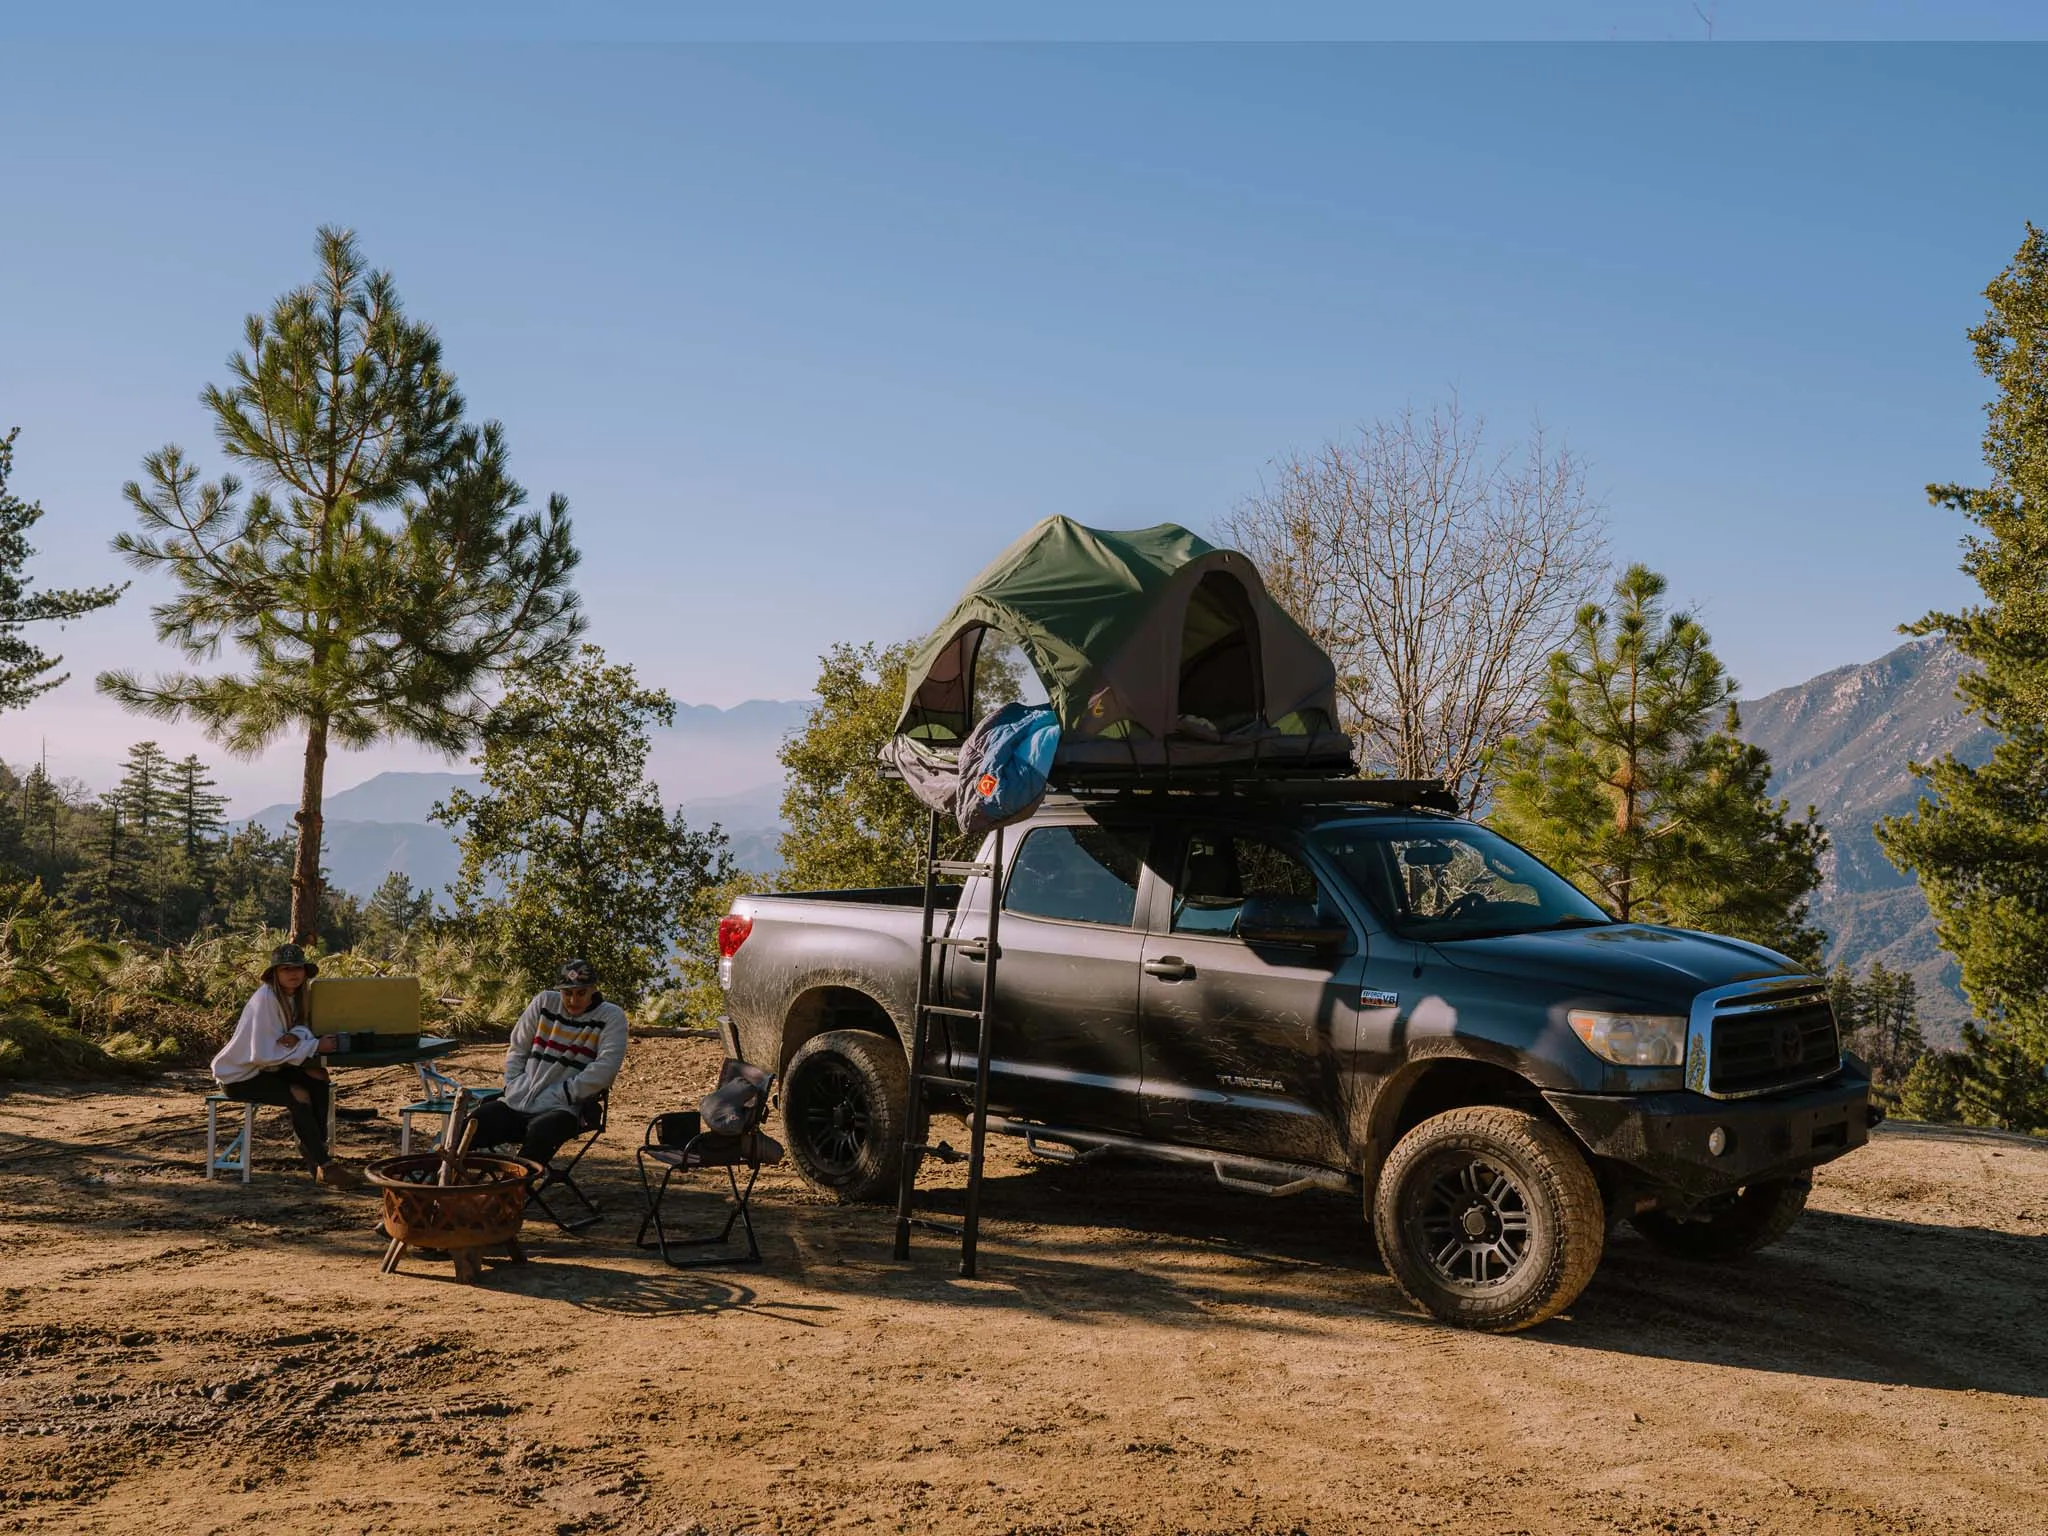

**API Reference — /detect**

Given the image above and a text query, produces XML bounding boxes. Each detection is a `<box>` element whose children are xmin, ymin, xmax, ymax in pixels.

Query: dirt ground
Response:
<box><xmin>2</xmin><ymin>1036</ymin><xmax>2044</xmax><ymax>1536</ymax></box>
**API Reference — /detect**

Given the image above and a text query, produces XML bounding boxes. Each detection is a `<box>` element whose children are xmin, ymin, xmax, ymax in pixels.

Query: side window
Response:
<box><xmin>1173</xmin><ymin>832</ymin><xmax>1325</xmax><ymax>936</ymax></box>
<box><xmin>1004</xmin><ymin>825</ymin><xmax>1147</xmax><ymax>927</ymax></box>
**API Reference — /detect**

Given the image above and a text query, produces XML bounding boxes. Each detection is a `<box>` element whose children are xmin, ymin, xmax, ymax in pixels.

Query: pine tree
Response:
<box><xmin>1489</xmin><ymin>564</ymin><xmax>1828</xmax><ymax>964</ymax></box>
<box><xmin>20</xmin><ymin>757</ymin><xmax>61</xmax><ymax>869</ymax></box>
<box><xmin>0</xmin><ymin>427</ymin><xmax>124</xmax><ymax>714</ymax></box>
<box><xmin>111</xmin><ymin>742</ymin><xmax>180</xmax><ymax>939</ymax></box>
<box><xmin>1828</xmin><ymin>960</ymin><xmax>1927</xmax><ymax>1104</ymax></box>
<box><xmin>364</xmin><ymin>871</ymin><xmax>432</xmax><ymax>955</ymax></box>
<box><xmin>99</xmin><ymin>227</ymin><xmax>583</xmax><ymax>946</ymax></box>
<box><xmin>1955</xmin><ymin>1022</ymin><xmax>2048</xmax><ymax>1132</ymax></box>
<box><xmin>1896</xmin><ymin>1051</ymin><xmax>1964</xmax><ymax>1124</ymax></box>
<box><xmin>168</xmin><ymin>754</ymin><xmax>228</xmax><ymax>864</ymax></box>
<box><xmin>1879</xmin><ymin>225</ymin><xmax>2048</xmax><ymax>1061</ymax></box>
<box><xmin>114</xmin><ymin>742</ymin><xmax>174</xmax><ymax>842</ymax></box>
<box><xmin>59</xmin><ymin>797</ymin><xmax>144</xmax><ymax>937</ymax></box>
<box><xmin>436</xmin><ymin>645</ymin><xmax>737</xmax><ymax>1005</ymax></box>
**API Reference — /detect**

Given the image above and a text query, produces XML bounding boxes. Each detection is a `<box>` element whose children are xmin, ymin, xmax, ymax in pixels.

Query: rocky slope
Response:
<box><xmin>1738</xmin><ymin>637</ymin><xmax>1993</xmax><ymax>1042</ymax></box>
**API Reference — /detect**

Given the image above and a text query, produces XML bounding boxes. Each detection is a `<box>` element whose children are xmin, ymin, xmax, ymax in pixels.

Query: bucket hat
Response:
<box><xmin>262</xmin><ymin>942</ymin><xmax>320</xmax><ymax>983</ymax></box>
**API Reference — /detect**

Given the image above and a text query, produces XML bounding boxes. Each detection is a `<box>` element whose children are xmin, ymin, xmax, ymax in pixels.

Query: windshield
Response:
<box><xmin>1313</xmin><ymin>819</ymin><xmax>1612</xmax><ymax>942</ymax></box>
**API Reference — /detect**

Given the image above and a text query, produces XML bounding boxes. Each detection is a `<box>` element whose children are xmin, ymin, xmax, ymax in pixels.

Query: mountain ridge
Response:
<box><xmin>1736</xmin><ymin>636</ymin><xmax>1992</xmax><ymax>1044</ymax></box>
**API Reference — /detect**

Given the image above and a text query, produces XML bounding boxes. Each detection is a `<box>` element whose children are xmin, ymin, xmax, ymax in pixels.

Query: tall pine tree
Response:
<box><xmin>100</xmin><ymin>227</ymin><xmax>583</xmax><ymax>945</ymax></box>
<box><xmin>0</xmin><ymin>427</ymin><xmax>124</xmax><ymax>714</ymax></box>
<box><xmin>169</xmin><ymin>754</ymin><xmax>228</xmax><ymax>864</ymax></box>
<box><xmin>1880</xmin><ymin>224</ymin><xmax>2048</xmax><ymax>1064</ymax></box>
<box><xmin>1490</xmin><ymin>564</ymin><xmax>1827</xmax><ymax>965</ymax></box>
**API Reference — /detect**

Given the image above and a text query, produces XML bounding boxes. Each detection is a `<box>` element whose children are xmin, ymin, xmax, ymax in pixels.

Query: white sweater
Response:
<box><xmin>211</xmin><ymin>985</ymin><xmax>318</xmax><ymax>1085</ymax></box>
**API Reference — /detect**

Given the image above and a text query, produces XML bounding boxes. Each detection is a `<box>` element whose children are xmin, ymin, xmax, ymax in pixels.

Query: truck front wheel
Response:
<box><xmin>1629</xmin><ymin>1172</ymin><xmax>1811</xmax><ymax>1260</ymax></box>
<box><xmin>782</xmin><ymin>1028</ymin><xmax>908</xmax><ymax>1203</ymax></box>
<box><xmin>1373</xmin><ymin>1106</ymin><xmax>1606</xmax><ymax>1333</ymax></box>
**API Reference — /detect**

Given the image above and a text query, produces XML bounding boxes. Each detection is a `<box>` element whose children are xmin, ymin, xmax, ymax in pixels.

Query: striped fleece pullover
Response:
<box><xmin>501</xmin><ymin>990</ymin><xmax>631</xmax><ymax>1114</ymax></box>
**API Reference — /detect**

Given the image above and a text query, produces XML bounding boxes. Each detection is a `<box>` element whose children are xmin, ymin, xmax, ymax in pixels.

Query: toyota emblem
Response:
<box><xmin>1773</xmin><ymin>1018</ymin><xmax>1805</xmax><ymax>1068</ymax></box>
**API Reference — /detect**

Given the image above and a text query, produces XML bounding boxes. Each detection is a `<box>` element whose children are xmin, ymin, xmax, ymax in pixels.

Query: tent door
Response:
<box><xmin>1176</xmin><ymin>571</ymin><xmax>1264</xmax><ymax>733</ymax></box>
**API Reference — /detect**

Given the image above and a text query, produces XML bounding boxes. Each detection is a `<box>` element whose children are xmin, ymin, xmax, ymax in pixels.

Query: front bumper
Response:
<box><xmin>1543</xmin><ymin>1058</ymin><xmax>1874</xmax><ymax>1201</ymax></box>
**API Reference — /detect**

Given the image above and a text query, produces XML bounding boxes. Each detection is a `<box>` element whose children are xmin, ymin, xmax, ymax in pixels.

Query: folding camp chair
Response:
<box><xmin>527</xmin><ymin>1089</ymin><xmax>609</xmax><ymax>1234</ymax></box>
<box><xmin>635</xmin><ymin>1060</ymin><xmax>780</xmax><ymax>1267</ymax></box>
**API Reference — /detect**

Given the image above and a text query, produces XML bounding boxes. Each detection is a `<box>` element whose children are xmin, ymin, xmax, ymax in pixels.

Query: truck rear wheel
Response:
<box><xmin>1373</xmin><ymin>1106</ymin><xmax>1606</xmax><ymax>1333</ymax></box>
<box><xmin>782</xmin><ymin>1028</ymin><xmax>907</xmax><ymax>1204</ymax></box>
<box><xmin>1630</xmin><ymin>1172</ymin><xmax>1811</xmax><ymax>1260</ymax></box>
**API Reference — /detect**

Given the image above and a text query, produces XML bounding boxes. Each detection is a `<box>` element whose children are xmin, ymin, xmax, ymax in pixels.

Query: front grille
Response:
<box><xmin>1707</xmin><ymin>994</ymin><xmax>1840</xmax><ymax>1096</ymax></box>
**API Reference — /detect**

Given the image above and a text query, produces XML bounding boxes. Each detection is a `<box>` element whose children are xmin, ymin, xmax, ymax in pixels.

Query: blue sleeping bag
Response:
<box><xmin>954</xmin><ymin>702</ymin><xmax>1062</xmax><ymax>836</ymax></box>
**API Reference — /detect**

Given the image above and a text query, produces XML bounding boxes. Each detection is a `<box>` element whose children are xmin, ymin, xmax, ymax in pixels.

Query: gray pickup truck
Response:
<box><xmin>718</xmin><ymin>789</ymin><xmax>1875</xmax><ymax>1330</ymax></box>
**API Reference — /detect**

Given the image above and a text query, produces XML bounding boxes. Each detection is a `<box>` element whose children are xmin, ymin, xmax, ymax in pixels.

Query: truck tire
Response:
<box><xmin>1629</xmin><ymin>1172</ymin><xmax>1811</xmax><ymax>1260</ymax></box>
<box><xmin>1373</xmin><ymin>1106</ymin><xmax>1606</xmax><ymax>1333</ymax></box>
<box><xmin>782</xmin><ymin>1028</ymin><xmax>908</xmax><ymax>1204</ymax></box>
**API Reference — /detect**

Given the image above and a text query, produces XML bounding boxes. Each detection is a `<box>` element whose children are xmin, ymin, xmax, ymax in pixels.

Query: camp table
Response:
<box><xmin>320</xmin><ymin>1035</ymin><xmax>463</xmax><ymax>1154</ymax></box>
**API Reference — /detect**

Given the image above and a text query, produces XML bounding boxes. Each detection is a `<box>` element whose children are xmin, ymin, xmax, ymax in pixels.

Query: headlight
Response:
<box><xmin>1568</xmin><ymin>1009</ymin><xmax>1687</xmax><ymax>1067</ymax></box>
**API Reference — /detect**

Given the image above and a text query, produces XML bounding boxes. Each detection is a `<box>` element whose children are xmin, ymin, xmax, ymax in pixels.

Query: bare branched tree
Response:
<box><xmin>1220</xmin><ymin>401</ymin><xmax>1607</xmax><ymax>810</ymax></box>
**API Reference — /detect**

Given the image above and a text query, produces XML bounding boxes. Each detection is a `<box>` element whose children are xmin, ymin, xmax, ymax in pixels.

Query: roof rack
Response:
<box><xmin>1055</xmin><ymin>775</ymin><xmax>1460</xmax><ymax>815</ymax></box>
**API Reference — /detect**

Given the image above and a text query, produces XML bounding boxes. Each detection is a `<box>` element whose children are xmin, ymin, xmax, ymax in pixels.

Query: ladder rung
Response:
<box><xmin>926</xmin><ymin>935</ymin><xmax>988</xmax><ymax>950</ymax></box>
<box><xmin>910</xmin><ymin>1141</ymin><xmax>966</xmax><ymax>1162</ymax></box>
<box><xmin>921</xmin><ymin>1004</ymin><xmax>983</xmax><ymax>1021</ymax></box>
<box><xmin>909</xmin><ymin>1217</ymin><xmax>963</xmax><ymax>1236</ymax></box>
<box><xmin>933</xmin><ymin>859</ymin><xmax>994</xmax><ymax>877</ymax></box>
<box><xmin>917</xmin><ymin>1074</ymin><xmax>975</xmax><ymax>1092</ymax></box>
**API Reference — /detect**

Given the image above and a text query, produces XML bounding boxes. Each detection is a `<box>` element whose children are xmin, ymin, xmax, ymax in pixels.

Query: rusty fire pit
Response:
<box><xmin>364</xmin><ymin>1151</ymin><xmax>543</xmax><ymax>1283</ymax></box>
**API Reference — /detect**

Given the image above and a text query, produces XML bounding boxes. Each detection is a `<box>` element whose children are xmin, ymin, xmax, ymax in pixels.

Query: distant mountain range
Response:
<box><xmin>1737</xmin><ymin>637</ymin><xmax>1993</xmax><ymax>1044</ymax></box>
<box><xmin>249</xmin><ymin>700</ymin><xmax>810</xmax><ymax>899</ymax></box>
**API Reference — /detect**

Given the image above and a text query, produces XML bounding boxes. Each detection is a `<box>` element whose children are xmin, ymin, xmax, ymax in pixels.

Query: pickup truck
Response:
<box><xmin>718</xmin><ymin>790</ymin><xmax>1875</xmax><ymax>1331</ymax></box>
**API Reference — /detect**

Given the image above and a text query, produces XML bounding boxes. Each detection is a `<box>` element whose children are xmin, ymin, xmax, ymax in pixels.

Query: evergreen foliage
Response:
<box><xmin>1827</xmin><ymin>960</ymin><xmax>1927</xmax><ymax>1105</ymax></box>
<box><xmin>1896</xmin><ymin>1051</ymin><xmax>1965</xmax><ymax>1125</ymax></box>
<box><xmin>777</xmin><ymin>639</ymin><xmax>1023</xmax><ymax>891</ymax></box>
<box><xmin>99</xmin><ymin>227</ymin><xmax>583</xmax><ymax>946</ymax></box>
<box><xmin>169</xmin><ymin>755</ymin><xmax>228</xmax><ymax>863</ymax></box>
<box><xmin>0</xmin><ymin>426</ymin><xmax>124</xmax><ymax>714</ymax></box>
<box><xmin>1879</xmin><ymin>225</ymin><xmax>2048</xmax><ymax>1067</ymax></box>
<box><xmin>436</xmin><ymin>645</ymin><xmax>737</xmax><ymax>1006</ymax></box>
<box><xmin>363</xmin><ymin>872</ymin><xmax>433</xmax><ymax>957</ymax></box>
<box><xmin>1489</xmin><ymin>564</ymin><xmax>1828</xmax><ymax>964</ymax></box>
<box><xmin>1955</xmin><ymin>1022</ymin><xmax>2048</xmax><ymax>1132</ymax></box>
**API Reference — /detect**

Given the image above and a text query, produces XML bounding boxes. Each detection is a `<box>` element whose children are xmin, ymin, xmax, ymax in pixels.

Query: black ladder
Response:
<box><xmin>892</xmin><ymin>808</ymin><xmax>1005</xmax><ymax>1277</ymax></box>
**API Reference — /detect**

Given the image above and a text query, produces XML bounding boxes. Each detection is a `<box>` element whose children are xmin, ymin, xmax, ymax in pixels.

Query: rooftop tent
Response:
<box><xmin>886</xmin><ymin>518</ymin><xmax>1353</xmax><ymax>809</ymax></box>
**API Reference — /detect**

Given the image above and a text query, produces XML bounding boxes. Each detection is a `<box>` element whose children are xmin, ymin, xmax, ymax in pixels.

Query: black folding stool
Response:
<box><xmin>635</xmin><ymin>1060</ymin><xmax>781</xmax><ymax>1267</ymax></box>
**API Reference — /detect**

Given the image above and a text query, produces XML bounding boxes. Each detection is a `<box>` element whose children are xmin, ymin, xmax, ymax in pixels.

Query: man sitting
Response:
<box><xmin>469</xmin><ymin>959</ymin><xmax>629</xmax><ymax>1166</ymax></box>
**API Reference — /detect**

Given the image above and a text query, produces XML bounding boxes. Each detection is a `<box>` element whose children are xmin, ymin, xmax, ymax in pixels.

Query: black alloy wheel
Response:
<box><xmin>1410</xmin><ymin>1152</ymin><xmax>1535</xmax><ymax>1291</ymax></box>
<box><xmin>793</xmin><ymin>1057</ymin><xmax>872</xmax><ymax>1176</ymax></box>
<box><xmin>781</xmin><ymin>1028</ymin><xmax>908</xmax><ymax>1204</ymax></box>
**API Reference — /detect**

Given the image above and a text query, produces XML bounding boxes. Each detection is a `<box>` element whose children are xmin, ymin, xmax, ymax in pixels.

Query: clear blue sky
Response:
<box><xmin>3</xmin><ymin>15</ymin><xmax>2044</xmax><ymax>807</ymax></box>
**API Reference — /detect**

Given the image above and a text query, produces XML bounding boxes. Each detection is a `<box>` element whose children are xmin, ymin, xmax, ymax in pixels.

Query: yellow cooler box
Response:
<box><xmin>306</xmin><ymin>976</ymin><xmax>422</xmax><ymax>1049</ymax></box>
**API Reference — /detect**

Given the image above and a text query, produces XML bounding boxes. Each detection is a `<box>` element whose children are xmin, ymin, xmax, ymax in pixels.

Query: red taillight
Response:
<box><xmin>717</xmin><ymin>914</ymin><xmax>754</xmax><ymax>958</ymax></box>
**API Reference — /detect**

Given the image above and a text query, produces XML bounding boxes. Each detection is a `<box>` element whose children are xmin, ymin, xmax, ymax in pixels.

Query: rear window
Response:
<box><xmin>1004</xmin><ymin>825</ymin><xmax>1148</xmax><ymax>928</ymax></box>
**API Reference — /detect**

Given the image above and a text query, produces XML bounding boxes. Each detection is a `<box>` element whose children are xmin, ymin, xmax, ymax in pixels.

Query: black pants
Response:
<box><xmin>469</xmin><ymin>1096</ymin><xmax>596</xmax><ymax>1167</ymax></box>
<box><xmin>223</xmin><ymin>1064</ymin><xmax>331</xmax><ymax>1167</ymax></box>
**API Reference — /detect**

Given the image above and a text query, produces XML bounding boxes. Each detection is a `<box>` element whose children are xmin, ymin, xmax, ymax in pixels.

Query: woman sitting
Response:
<box><xmin>210</xmin><ymin>943</ymin><xmax>360</xmax><ymax>1188</ymax></box>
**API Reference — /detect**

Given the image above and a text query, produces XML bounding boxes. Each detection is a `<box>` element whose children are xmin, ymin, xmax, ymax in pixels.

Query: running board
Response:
<box><xmin>987</xmin><ymin>1117</ymin><xmax>1354</xmax><ymax>1196</ymax></box>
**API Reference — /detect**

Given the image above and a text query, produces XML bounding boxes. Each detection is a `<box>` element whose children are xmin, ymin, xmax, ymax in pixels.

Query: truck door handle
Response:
<box><xmin>1144</xmin><ymin>957</ymin><xmax>1193</xmax><ymax>981</ymax></box>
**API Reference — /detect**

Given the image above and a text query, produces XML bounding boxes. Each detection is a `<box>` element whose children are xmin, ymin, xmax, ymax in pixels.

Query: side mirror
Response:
<box><xmin>1235</xmin><ymin>895</ymin><xmax>1348</xmax><ymax>950</ymax></box>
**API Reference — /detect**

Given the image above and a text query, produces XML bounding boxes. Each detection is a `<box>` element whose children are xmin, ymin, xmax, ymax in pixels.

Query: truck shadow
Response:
<box><xmin>1557</xmin><ymin>1210</ymin><xmax>2048</xmax><ymax>1399</ymax></box>
<box><xmin>836</xmin><ymin>1154</ymin><xmax>2048</xmax><ymax>1398</ymax></box>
